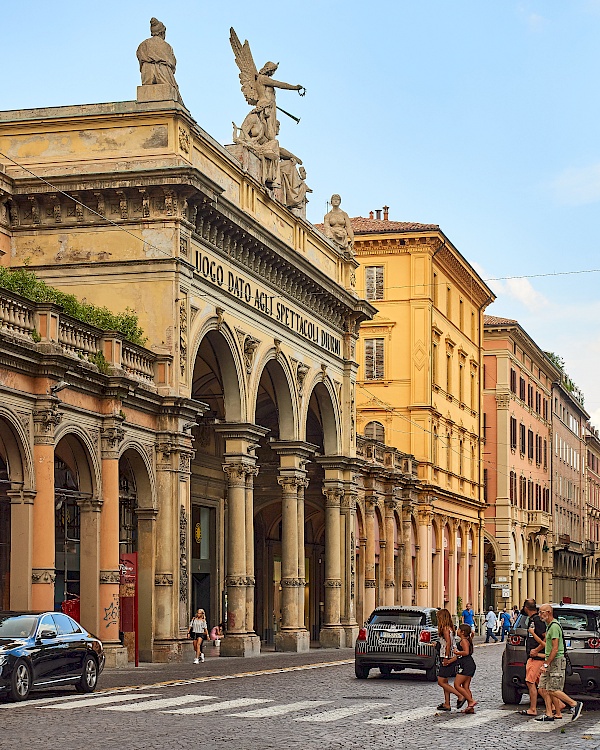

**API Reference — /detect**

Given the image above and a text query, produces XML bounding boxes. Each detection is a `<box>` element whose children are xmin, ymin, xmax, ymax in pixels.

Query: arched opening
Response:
<box><xmin>0</xmin><ymin>452</ymin><xmax>9</xmax><ymax>610</ymax></box>
<box><xmin>374</xmin><ymin>506</ymin><xmax>383</xmax><ymax>606</ymax></box>
<box><xmin>54</xmin><ymin>434</ymin><xmax>94</xmax><ymax>614</ymax></box>
<box><xmin>355</xmin><ymin>506</ymin><xmax>365</xmax><ymax>626</ymax></box>
<box><xmin>484</xmin><ymin>536</ymin><xmax>498</xmax><ymax>610</ymax></box>
<box><xmin>364</xmin><ymin>421</ymin><xmax>385</xmax><ymax>442</ymax></box>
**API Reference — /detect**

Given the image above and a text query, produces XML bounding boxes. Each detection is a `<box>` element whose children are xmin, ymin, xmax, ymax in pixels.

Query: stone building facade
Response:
<box><xmin>585</xmin><ymin>424</ymin><xmax>600</xmax><ymax>605</ymax></box>
<box><xmin>483</xmin><ymin>316</ymin><xmax>558</xmax><ymax>610</ymax></box>
<box><xmin>552</xmin><ymin>374</ymin><xmax>588</xmax><ymax>604</ymax></box>
<box><xmin>0</xmin><ymin>46</ymin><xmax>429</xmax><ymax>662</ymax></box>
<box><xmin>351</xmin><ymin>211</ymin><xmax>495</xmax><ymax>615</ymax></box>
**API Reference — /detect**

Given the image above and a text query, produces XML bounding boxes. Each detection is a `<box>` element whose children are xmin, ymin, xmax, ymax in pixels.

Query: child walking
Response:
<box><xmin>452</xmin><ymin>623</ymin><xmax>477</xmax><ymax>713</ymax></box>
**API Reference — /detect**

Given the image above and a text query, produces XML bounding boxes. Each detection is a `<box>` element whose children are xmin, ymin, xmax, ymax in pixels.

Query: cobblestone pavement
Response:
<box><xmin>3</xmin><ymin>642</ymin><xmax>600</xmax><ymax>750</ymax></box>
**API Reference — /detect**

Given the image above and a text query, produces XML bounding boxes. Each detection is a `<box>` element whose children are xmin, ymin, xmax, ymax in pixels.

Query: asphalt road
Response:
<box><xmin>3</xmin><ymin>642</ymin><xmax>600</xmax><ymax>750</ymax></box>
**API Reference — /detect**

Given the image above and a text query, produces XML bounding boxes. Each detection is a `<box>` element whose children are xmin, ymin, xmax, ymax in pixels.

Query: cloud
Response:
<box><xmin>517</xmin><ymin>4</ymin><xmax>548</xmax><ymax>31</ymax></box>
<box><xmin>551</xmin><ymin>163</ymin><xmax>600</xmax><ymax>206</ymax></box>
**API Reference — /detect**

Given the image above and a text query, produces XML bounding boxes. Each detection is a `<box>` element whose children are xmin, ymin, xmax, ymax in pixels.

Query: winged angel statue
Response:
<box><xmin>230</xmin><ymin>27</ymin><xmax>305</xmax><ymax>141</ymax></box>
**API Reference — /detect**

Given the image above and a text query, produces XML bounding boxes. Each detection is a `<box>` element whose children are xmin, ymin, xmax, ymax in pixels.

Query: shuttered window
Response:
<box><xmin>364</xmin><ymin>421</ymin><xmax>385</xmax><ymax>442</ymax></box>
<box><xmin>365</xmin><ymin>266</ymin><xmax>384</xmax><ymax>301</ymax></box>
<box><xmin>364</xmin><ymin>338</ymin><xmax>384</xmax><ymax>380</ymax></box>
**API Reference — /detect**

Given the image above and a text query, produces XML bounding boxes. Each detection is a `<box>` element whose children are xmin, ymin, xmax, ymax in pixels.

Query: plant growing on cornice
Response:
<box><xmin>545</xmin><ymin>350</ymin><xmax>584</xmax><ymax>406</ymax></box>
<box><xmin>0</xmin><ymin>267</ymin><xmax>147</xmax><ymax>346</ymax></box>
<box><xmin>545</xmin><ymin>351</ymin><xmax>565</xmax><ymax>371</ymax></box>
<box><xmin>89</xmin><ymin>351</ymin><xmax>110</xmax><ymax>375</ymax></box>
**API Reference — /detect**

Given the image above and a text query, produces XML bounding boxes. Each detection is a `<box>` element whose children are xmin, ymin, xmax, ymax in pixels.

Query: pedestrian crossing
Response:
<box><xmin>30</xmin><ymin>690</ymin><xmax>600</xmax><ymax>731</ymax></box>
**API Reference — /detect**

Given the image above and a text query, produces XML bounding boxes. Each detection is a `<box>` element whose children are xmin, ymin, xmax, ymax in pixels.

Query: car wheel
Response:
<box><xmin>9</xmin><ymin>660</ymin><xmax>32</xmax><ymax>702</ymax></box>
<box><xmin>76</xmin><ymin>655</ymin><xmax>98</xmax><ymax>693</ymax></box>
<box><xmin>501</xmin><ymin>678</ymin><xmax>522</xmax><ymax>705</ymax></box>
<box><xmin>380</xmin><ymin>666</ymin><xmax>393</xmax><ymax>676</ymax></box>
<box><xmin>425</xmin><ymin>657</ymin><xmax>439</xmax><ymax>682</ymax></box>
<box><xmin>355</xmin><ymin>663</ymin><xmax>370</xmax><ymax>679</ymax></box>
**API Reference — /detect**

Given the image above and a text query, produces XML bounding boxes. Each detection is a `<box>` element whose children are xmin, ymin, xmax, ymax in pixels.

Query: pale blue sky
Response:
<box><xmin>5</xmin><ymin>1</ymin><xmax>600</xmax><ymax>421</ymax></box>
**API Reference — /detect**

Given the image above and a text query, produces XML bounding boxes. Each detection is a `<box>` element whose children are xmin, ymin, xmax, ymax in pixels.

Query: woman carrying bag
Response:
<box><xmin>189</xmin><ymin>608</ymin><xmax>209</xmax><ymax>663</ymax></box>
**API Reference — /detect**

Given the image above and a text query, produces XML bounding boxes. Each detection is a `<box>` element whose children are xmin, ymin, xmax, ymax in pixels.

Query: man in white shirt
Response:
<box><xmin>485</xmin><ymin>606</ymin><xmax>499</xmax><ymax>643</ymax></box>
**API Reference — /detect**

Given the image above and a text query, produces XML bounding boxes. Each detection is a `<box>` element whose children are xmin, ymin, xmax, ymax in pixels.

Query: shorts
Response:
<box><xmin>525</xmin><ymin>658</ymin><xmax>544</xmax><ymax>685</ymax></box>
<box><xmin>438</xmin><ymin>663</ymin><xmax>457</xmax><ymax>679</ymax></box>
<box><xmin>538</xmin><ymin>656</ymin><xmax>566</xmax><ymax>692</ymax></box>
<box><xmin>191</xmin><ymin>632</ymin><xmax>208</xmax><ymax>641</ymax></box>
<box><xmin>458</xmin><ymin>656</ymin><xmax>476</xmax><ymax>678</ymax></box>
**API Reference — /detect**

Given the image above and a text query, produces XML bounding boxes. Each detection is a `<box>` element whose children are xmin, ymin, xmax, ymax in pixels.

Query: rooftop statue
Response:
<box><xmin>137</xmin><ymin>18</ymin><xmax>182</xmax><ymax>102</ymax></box>
<box><xmin>229</xmin><ymin>28</ymin><xmax>305</xmax><ymax>141</ymax></box>
<box><xmin>323</xmin><ymin>195</ymin><xmax>355</xmax><ymax>255</ymax></box>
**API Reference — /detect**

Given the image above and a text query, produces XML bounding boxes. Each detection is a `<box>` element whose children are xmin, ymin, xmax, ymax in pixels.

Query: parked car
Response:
<box><xmin>0</xmin><ymin>611</ymin><xmax>105</xmax><ymax>701</ymax></box>
<box><xmin>502</xmin><ymin>602</ymin><xmax>600</xmax><ymax>704</ymax></box>
<box><xmin>355</xmin><ymin>606</ymin><xmax>439</xmax><ymax>681</ymax></box>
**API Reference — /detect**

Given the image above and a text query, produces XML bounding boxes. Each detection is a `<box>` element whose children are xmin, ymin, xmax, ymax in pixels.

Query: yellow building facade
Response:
<box><xmin>353</xmin><ymin>214</ymin><xmax>494</xmax><ymax>615</ymax></box>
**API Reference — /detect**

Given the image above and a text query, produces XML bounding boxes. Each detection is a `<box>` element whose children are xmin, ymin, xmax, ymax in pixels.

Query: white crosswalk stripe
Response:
<box><xmin>101</xmin><ymin>695</ymin><xmax>212</xmax><ymax>712</ymax></box>
<box><xmin>295</xmin><ymin>702</ymin><xmax>389</xmax><ymax>722</ymax></box>
<box><xmin>44</xmin><ymin>693</ymin><xmax>160</xmax><ymax>709</ymax></box>
<box><xmin>513</xmin><ymin>715</ymin><xmax>572</xmax><ymax>732</ymax></box>
<box><xmin>165</xmin><ymin>698</ymin><xmax>269</xmax><ymax>715</ymax></box>
<box><xmin>368</xmin><ymin>706</ymin><xmax>438</xmax><ymax>725</ymax></box>
<box><xmin>442</xmin><ymin>708</ymin><xmax>508</xmax><ymax>728</ymax></box>
<box><xmin>230</xmin><ymin>700</ymin><xmax>331</xmax><ymax>718</ymax></box>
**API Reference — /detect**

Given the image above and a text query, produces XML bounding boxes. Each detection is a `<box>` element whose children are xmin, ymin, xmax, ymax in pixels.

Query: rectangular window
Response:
<box><xmin>364</xmin><ymin>338</ymin><xmax>384</xmax><ymax>380</ymax></box>
<box><xmin>510</xmin><ymin>369</ymin><xmax>517</xmax><ymax>394</ymax></box>
<box><xmin>535</xmin><ymin>391</ymin><xmax>541</xmax><ymax>414</ymax></box>
<box><xmin>483</xmin><ymin>468</ymin><xmax>488</xmax><ymax>502</ymax></box>
<box><xmin>471</xmin><ymin>312</ymin><xmax>476</xmax><ymax>341</ymax></box>
<box><xmin>459</xmin><ymin>299</ymin><xmax>464</xmax><ymax>331</ymax></box>
<box><xmin>510</xmin><ymin>471</ymin><xmax>516</xmax><ymax>503</ymax></box>
<box><xmin>365</xmin><ymin>266</ymin><xmax>384</xmax><ymax>301</ymax></box>
<box><xmin>528</xmin><ymin>429</ymin><xmax>534</xmax><ymax>460</ymax></box>
<box><xmin>446</xmin><ymin>286</ymin><xmax>452</xmax><ymax>319</ymax></box>
<box><xmin>535</xmin><ymin>435</ymin><xmax>541</xmax><ymax>465</ymax></box>
<box><xmin>433</xmin><ymin>272</ymin><xmax>438</xmax><ymax>307</ymax></box>
<box><xmin>543</xmin><ymin>398</ymin><xmax>548</xmax><ymax>421</ymax></box>
<box><xmin>483</xmin><ymin>412</ymin><xmax>488</xmax><ymax>443</ymax></box>
<box><xmin>432</xmin><ymin>342</ymin><xmax>438</xmax><ymax>385</ymax></box>
<box><xmin>519</xmin><ymin>377</ymin><xmax>526</xmax><ymax>401</ymax></box>
<box><xmin>459</xmin><ymin>362</ymin><xmax>464</xmax><ymax>402</ymax></box>
<box><xmin>446</xmin><ymin>354</ymin><xmax>452</xmax><ymax>392</ymax></box>
<box><xmin>527</xmin><ymin>384</ymin><xmax>533</xmax><ymax>408</ymax></box>
<box><xmin>510</xmin><ymin>417</ymin><xmax>517</xmax><ymax>450</ymax></box>
<box><xmin>520</xmin><ymin>423</ymin><xmax>526</xmax><ymax>455</ymax></box>
<box><xmin>543</xmin><ymin>439</ymin><xmax>548</xmax><ymax>470</ymax></box>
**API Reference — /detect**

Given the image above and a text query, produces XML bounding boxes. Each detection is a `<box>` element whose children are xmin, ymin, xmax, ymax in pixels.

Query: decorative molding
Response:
<box><xmin>99</xmin><ymin>570</ymin><xmax>120</xmax><ymax>584</ymax></box>
<box><xmin>364</xmin><ymin>580</ymin><xmax>376</xmax><ymax>588</ymax></box>
<box><xmin>296</xmin><ymin>362</ymin><xmax>310</xmax><ymax>396</ymax></box>
<box><xmin>179</xmin><ymin>505</ymin><xmax>188</xmax><ymax>603</ymax></box>
<box><xmin>243</xmin><ymin>335</ymin><xmax>260</xmax><ymax>374</ymax></box>
<box><xmin>33</xmin><ymin>402</ymin><xmax>62</xmax><ymax>445</ymax></box>
<box><xmin>32</xmin><ymin>568</ymin><xmax>56</xmax><ymax>584</ymax></box>
<box><xmin>324</xmin><ymin>579</ymin><xmax>342</xmax><ymax>588</ymax></box>
<box><xmin>226</xmin><ymin>576</ymin><xmax>248</xmax><ymax>587</ymax></box>
<box><xmin>178</xmin><ymin>126</ymin><xmax>190</xmax><ymax>154</ymax></box>
<box><xmin>155</xmin><ymin>572</ymin><xmax>174</xmax><ymax>586</ymax></box>
<box><xmin>179</xmin><ymin>299</ymin><xmax>188</xmax><ymax>378</ymax></box>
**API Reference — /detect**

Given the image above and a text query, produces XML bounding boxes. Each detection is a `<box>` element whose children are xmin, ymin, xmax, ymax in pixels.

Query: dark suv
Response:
<box><xmin>355</xmin><ymin>606</ymin><xmax>439</xmax><ymax>681</ymax></box>
<box><xmin>502</xmin><ymin>603</ymin><xmax>600</xmax><ymax>704</ymax></box>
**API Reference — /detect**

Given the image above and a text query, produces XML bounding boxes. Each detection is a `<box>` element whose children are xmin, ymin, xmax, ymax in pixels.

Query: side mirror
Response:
<box><xmin>39</xmin><ymin>629</ymin><xmax>57</xmax><ymax>640</ymax></box>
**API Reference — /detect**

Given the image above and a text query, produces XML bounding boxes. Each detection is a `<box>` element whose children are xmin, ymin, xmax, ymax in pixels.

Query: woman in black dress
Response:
<box><xmin>436</xmin><ymin>608</ymin><xmax>464</xmax><ymax>711</ymax></box>
<box><xmin>453</xmin><ymin>623</ymin><xmax>477</xmax><ymax>713</ymax></box>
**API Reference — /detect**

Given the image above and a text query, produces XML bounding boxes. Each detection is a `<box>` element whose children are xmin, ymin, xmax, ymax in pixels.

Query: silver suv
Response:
<box><xmin>355</xmin><ymin>606</ymin><xmax>439</xmax><ymax>681</ymax></box>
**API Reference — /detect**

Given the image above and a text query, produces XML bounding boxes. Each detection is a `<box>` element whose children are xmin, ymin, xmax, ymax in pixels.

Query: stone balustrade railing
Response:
<box><xmin>0</xmin><ymin>287</ymin><xmax>168</xmax><ymax>387</ymax></box>
<box><xmin>357</xmin><ymin>435</ymin><xmax>418</xmax><ymax>477</ymax></box>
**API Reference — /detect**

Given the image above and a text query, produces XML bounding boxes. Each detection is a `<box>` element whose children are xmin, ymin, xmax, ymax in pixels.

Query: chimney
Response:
<box><xmin>369</xmin><ymin>211</ymin><xmax>374</xmax><ymax>219</ymax></box>
<box><xmin>375</xmin><ymin>209</ymin><xmax>381</xmax><ymax>220</ymax></box>
<box><xmin>383</xmin><ymin>205</ymin><xmax>389</xmax><ymax>221</ymax></box>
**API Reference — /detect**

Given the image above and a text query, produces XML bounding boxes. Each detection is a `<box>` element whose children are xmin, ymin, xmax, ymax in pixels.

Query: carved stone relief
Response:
<box><xmin>179</xmin><ymin>505</ymin><xmax>188</xmax><ymax>603</ymax></box>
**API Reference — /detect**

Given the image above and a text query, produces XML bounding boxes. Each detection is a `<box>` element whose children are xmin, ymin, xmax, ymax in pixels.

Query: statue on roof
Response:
<box><xmin>323</xmin><ymin>195</ymin><xmax>355</xmax><ymax>255</ymax></box>
<box><xmin>229</xmin><ymin>28</ymin><xmax>305</xmax><ymax>141</ymax></box>
<box><xmin>137</xmin><ymin>18</ymin><xmax>182</xmax><ymax>102</ymax></box>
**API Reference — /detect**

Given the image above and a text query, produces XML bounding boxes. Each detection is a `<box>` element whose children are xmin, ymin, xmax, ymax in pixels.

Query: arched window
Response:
<box><xmin>364</xmin><ymin>421</ymin><xmax>385</xmax><ymax>442</ymax></box>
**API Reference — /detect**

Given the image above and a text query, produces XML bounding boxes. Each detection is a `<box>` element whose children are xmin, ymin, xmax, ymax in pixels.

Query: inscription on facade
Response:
<box><xmin>194</xmin><ymin>248</ymin><xmax>341</xmax><ymax>356</ymax></box>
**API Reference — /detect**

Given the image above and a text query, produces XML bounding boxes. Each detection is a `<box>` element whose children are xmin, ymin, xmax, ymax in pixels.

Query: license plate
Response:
<box><xmin>381</xmin><ymin>631</ymin><xmax>405</xmax><ymax>640</ymax></box>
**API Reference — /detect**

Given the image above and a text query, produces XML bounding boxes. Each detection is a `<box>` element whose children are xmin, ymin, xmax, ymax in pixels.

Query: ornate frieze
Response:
<box><xmin>99</xmin><ymin>570</ymin><xmax>120</xmax><ymax>584</ymax></box>
<box><xmin>226</xmin><ymin>576</ymin><xmax>248</xmax><ymax>587</ymax></box>
<box><xmin>324</xmin><ymin>579</ymin><xmax>342</xmax><ymax>588</ymax></box>
<box><xmin>179</xmin><ymin>505</ymin><xmax>188</xmax><ymax>603</ymax></box>
<box><xmin>33</xmin><ymin>401</ymin><xmax>62</xmax><ymax>445</ymax></box>
<box><xmin>32</xmin><ymin>568</ymin><xmax>56</xmax><ymax>584</ymax></box>
<box><xmin>155</xmin><ymin>573</ymin><xmax>174</xmax><ymax>586</ymax></box>
<box><xmin>179</xmin><ymin>299</ymin><xmax>188</xmax><ymax>377</ymax></box>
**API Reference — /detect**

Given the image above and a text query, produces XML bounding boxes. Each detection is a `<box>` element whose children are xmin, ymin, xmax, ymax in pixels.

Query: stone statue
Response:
<box><xmin>136</xmin><ymin>18</ymin><xmax>182</xmax><ymax>101</ymax></box>
<box><xmin>230</xmin><ymin>28</ymin><xmax>305</xmax><ymax>141</ymax></box>
<box><xmin>280</xmin><ymin>153</ymin><xmax>312</xmax><ymax>211</ymax></box>
<box><xmin>323</xmin><ymin>195</ymin><xmax>354</xmax><ymax>255</ymax></box>
<box><xmin>233</xmin><ymin>113</ymin><xmax>282</xmax><ymax>188</ymax></box>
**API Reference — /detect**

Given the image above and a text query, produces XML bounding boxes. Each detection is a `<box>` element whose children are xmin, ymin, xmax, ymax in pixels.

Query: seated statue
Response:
<box><xmin>137</xmin><ymin>18</ymin><xmax>182</xmax><ymax>102</ymax></box>
<box><xmin>323</xmin><ymin>194</ymin><xmax>354</xmax><ymax>254</ymax></box>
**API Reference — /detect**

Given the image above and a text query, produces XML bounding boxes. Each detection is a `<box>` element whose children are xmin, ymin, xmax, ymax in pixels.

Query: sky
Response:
<box><xmin>4</xmin><ymin>1</ymin><xmax>600</xmax><ymax>423</ymax></box>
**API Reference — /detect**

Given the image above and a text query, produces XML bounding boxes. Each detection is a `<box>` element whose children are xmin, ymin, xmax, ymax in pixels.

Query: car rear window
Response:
<box><xmin>0</xmin><ymin>614</ymin><xmax>37</xmax><ymax>638</ymax></box>
<box><xmin>369</xmin><ymin>611</ymin><xmax>426</xmax><ymax>626</ymax></box>
<box><xmin>555</xmin><ymin>611</ymin><xmax>595</xmax><ymax>631</ymax></box>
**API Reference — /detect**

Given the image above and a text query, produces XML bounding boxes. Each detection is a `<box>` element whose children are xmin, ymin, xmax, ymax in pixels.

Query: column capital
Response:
<box><xmin>101</xmin><ymin>415</ymin><xmax>125</xmax><ymax>459</ymax></box>
<box><xmin>278</xmin><ymin>474</ymin><xmax>304</xmax><ymax>493</ymax></box>
<box><xmin>223</xmin><ymin>460</ymin><xmax>257</xmax><ymax>485</ymax></box>
<box><xmin>77</xmin><ymin>497</ymin><xmax>103</xmax><ymax>512</ymax></box>
<box><xmin>7</xmin><ymin>488</ymin><xmax>36</xmax><ymax>505</ymax></box>
<box><xmin>322</xmin><ymin>484</ymin><xmax>344</xmax><ymax>507</ymax></box>
<box><xmin>33</xmin><ymin>398</ymin><xmax>62</xmax><ymax>445</ymax></box>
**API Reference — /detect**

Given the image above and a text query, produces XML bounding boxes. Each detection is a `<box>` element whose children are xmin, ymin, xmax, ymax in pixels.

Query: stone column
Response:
<box><xmin>401</xmin><ymin>510</ymin><xmax>414</xmax><ymax>605</ymax></box>
<box><xmin>364</xmin><ymin>495</ymin><xmax>377</xmax><ymax>616</ymax></box>
<box><xmin>245</xmin><ymin>465</ymin><xmax>260</xmax><ymax>640</ymax></box>
<box><xmin>535</xmin><ymin>567</ymin><xmax>543</xmax><ymax>604</ymax></box>
<box><xmin>448</xmin><ymin>525</ymin><xmax>458</xmax><ymax>615</ymax></box>
<box><xmin>31</xmin><ymin>399</ymin><xmax>62</xmax><ymax>611</ymax></box>
<box><xmin>543</xmin><ymin>566</ymin><xmax>552</xmax><ymax>604</ymax></box>
<box><xmin>358</xmin><ymin>535</ymin><xmax>367</xmax><ymax>626</ymax></box>
<box><xmin>297</xmin><ymin>476</ymin><xmax>308</xmax><ymax>632</ymax></box>
<box><xmin>320</xmin><ymin>483</ymin><xmax>344</xmax><ymax>648</ymax></box>
<box><xmin>98</xmin><ymin>423</ymin><xmax>128</xmax><ymax>668</ymax></box>
<box><xmin>341</xmin><ymin>488</ymin><xmax>359</xmax><ymax>644</ymax></box>
<box><xmin>459</xmin><ymin>528</ymin><xmax>470</xmax><ymax>608</ymax></box>
<box><xmin>527</xmin><ymin>566</ymin><xmax>535</xmax><ymax>600</ymax></box>
<box><xmin>384</xmin><ymin>500</ymin><xmax>396</xmax><ymax>606</ymax></box>
<box><xmin>7</xmin><ymin>488</ymin><xmax>35</xmax><ymax>610</ymax></box>
<box><xmin>136</xmin><ymin>507</ymin><xmax>157</xmax><ymax>662</ymax></box>
<box><xmin>417</xmin><ymin>510</ymin><xmax>431</xmax><ymax>607</ymax></box>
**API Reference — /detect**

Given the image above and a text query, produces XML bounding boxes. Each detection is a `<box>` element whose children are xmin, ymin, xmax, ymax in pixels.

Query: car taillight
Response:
<box><xmin>357</xmin><ymin>628</ymin><xmax>367</xmax><ymax>641</ymax></box>
<box><xmin>419</xmin><ymin>630</ymin><xmax>431</xmax><ymax>643</ymax></box>
<box><xmin>508</xmin><ymin>635</ymin><xmax>524</xmax><ymax>646</ymax></box>
<box><xmin>587</xmin><ymin>638</ymin><xmax>600</xmax><ymax>649</ymax></box>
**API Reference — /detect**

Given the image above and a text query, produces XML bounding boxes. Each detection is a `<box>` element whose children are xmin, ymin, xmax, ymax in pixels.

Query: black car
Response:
<box><xmin>0</xmin><ymin>611</ymin><xmax>105</xmax><ymax>701</ymax></box>
<box><xmin>355</xmin><ymin>606</ymin><xmax>440</xmax><ymax>681</ymax></box>
<box><xmin>502</xmin><ymin>603</ymin><xmax>600</xmax><ymax>704</ymax></box>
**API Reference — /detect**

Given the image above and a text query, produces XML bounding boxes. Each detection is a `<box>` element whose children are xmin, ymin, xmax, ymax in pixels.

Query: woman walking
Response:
<box><xmin>453</xmin><ymin>623</ymin><xmax>478</xmax><ymax>713</ymax></box>
<box><xmin>189</xmin><ymin>608</ymin><xmax>209</xmax><ymax>663</ymax></box>
<box><xmin>436</xmin><ymin>608</ymin><xmax>464</xmax><ymax>711</ymax></box>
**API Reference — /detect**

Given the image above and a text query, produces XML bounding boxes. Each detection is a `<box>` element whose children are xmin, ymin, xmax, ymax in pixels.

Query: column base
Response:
<box><xmin>343</xmin><ymin>625</ymin><xmax>359</xmax><ymax>646</ymax></box>
<box><xmin>151</xmin><ymin>638</ymin><xmax>191</xmax><ymax>663</ymax></box>
<box><xmin>274</xmin><ymin>629</ymin><xmax>310</xmax><ymax>653</ymax></box>
<box><xmin>220</xmin><ymin>633</ymin><xmax>261</xmax><ymax>658</ymax></box>
<box><xmin>319</xmin><ymin>625</ymin><xmax>346</xmax><ymax>649</ymax></box>
<box><xmin>102</xmin><ymin>644</ymin><xmax>129</xmax><ymax>669</ymax></box>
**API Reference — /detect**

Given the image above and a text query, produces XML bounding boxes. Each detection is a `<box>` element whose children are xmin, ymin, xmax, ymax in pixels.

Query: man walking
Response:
<box><xmin>462</xmin><ymin>602</ymin><xmax>475</xmax><ymax>633</ymax></box>
<box><xmin>499</xmin><ymin>608</ymin><xmax>512</xmax><ymax>641</ymax></box>
<box><xmin>536</xmin><ymin>603</ymin><xmax>583</xmax><ymax>723</ymax></box>
<box><xmin>485</xmin><ymin>606</ymin><xmax>498</xmax><ymax>643</ymax></box>
<box><xmin>517</xmin><ymin>599</ymin><xmax>546</xmax><ymax>716</ymax></box>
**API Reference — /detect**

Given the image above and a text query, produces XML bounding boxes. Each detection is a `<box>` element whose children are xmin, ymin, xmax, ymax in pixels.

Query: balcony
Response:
<box><xmin>526</xmin><ymin>510</ymin><xmax>550</xmax><ymax>534</ymax></box>
<box><xmin>356</xmin><ymin>435</ymin><xmax>419</xmax><ymax>478</ymax></box>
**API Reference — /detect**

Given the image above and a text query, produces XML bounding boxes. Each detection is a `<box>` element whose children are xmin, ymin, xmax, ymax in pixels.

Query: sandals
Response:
<box><xmin>437</xmin><ymin>704</ymin><xmax>452</xmax><ymax>711</ymax></box>
<box><xmin>517</xmin><ymin>710</ymin><xmax>537</xmax><ymax>716</ymax></box>
<box><xmin>461</xmin><ymin>707</ymin><xmax>475</xmax><ymax>714</ymax></box>
<box><xmin>456</xmin><ymin>699</ymin><xmax>466</xmax><ymax>709</ymax></box>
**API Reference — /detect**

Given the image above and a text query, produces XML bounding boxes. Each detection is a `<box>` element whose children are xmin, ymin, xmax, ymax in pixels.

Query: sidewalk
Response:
<box><xmin>98</xmin><ymin>646</ymin><xmax>356</xmax><ymax>691</ymax></box>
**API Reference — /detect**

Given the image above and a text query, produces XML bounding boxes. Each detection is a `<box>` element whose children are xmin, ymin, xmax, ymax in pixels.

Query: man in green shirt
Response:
<box><xmin>536</xmin><ymin>604</ymin><xmax>583</xmax><ymax>723</ymax></box>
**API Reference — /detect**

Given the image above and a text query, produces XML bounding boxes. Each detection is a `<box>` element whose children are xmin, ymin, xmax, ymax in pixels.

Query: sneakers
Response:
<box><xmin>193</xmin><ymin>658</ymin><xmax>199</xmax><ymax>664</ymax></box>
<box><xmin>571</xmin><ymin>701</ymin><xmax>583</xmax><ymax>722</ymax></box>
<box><xmin>535</xmin><ymin>715</ymin><xmax>554</xmax><ymax>722</ymax></box>
<box><xmin>200</xmin><ymin>653</ymin><xmax>205</xmax><ymax>662</ymax></box>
